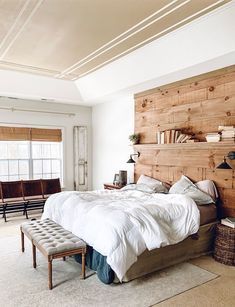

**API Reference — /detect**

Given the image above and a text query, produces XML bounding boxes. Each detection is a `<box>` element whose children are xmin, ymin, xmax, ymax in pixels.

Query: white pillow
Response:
<box><xmin>195</xmin><ymin>180</ymin><xmax>218</xmax><ymax>201</ymax></box>
<box><xmin>121</xmin><ymin>183</ymin><xmax>155</xmax><ymax>194</ymax></box>
<box><xmin>137</xmin><ymin>175</ymin><xmax>169</xmax><ymax>193</ymax></box>
<box><xmin>169</xmin><ymin>175</ymin><xmax>214</xmax><ymax>205</ymax></box>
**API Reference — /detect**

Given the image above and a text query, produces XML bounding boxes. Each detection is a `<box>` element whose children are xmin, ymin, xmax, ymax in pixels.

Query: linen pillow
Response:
<box><xmin>121</xmin><ymin>183</ymin><xmax>155</xmax><ymax>194</ymax></box>
<box><xmin>169</xmin><ymin>175</ymin><xmax>214</xmax><ymax>205</ymax></box>
<box><xmin>137</xmin><ymin>175</ymin><xmax>169</xmax><ymax>193</ymax></box>
<box><xmin>195</xmin><ymin>180</ymin><xmax>218</xmax><ymax>201</ymax></box>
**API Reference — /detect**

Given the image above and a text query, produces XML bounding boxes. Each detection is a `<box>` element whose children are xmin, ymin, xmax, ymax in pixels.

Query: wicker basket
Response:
<box><xmin>214</xmin><ymin>224</ymin><xmax>235</xmax><ymax>266</ymax></box>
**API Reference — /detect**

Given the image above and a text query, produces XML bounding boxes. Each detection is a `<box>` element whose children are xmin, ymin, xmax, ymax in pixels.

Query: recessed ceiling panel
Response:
<box><xmin>0</xmin><ymin>0</ymin><xmax>231</xmax><ymax>80</ymax></box>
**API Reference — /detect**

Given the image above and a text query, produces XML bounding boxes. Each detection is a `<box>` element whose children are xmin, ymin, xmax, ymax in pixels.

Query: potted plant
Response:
<box><xmin>129</xmin><ymin>133</ymin><xmax>140</xmax><ymax>145</ymax></box>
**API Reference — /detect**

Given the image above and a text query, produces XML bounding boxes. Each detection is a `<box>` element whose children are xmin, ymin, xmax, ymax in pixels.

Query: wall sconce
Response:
<box><xmin>216</xmin><ymin>151</ymin><xmax>235</xmax><ymax>169</ymax></box>
<box><xmin>126</xmin><ymin>152</ymin><xmax>140</xmax><ymax>163</ymax></box>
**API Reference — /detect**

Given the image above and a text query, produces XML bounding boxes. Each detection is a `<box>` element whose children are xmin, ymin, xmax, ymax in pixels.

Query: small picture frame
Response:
<box><xmin>113</xmin><ymin>174</ymin><xmax>119</xmax><ymax>186</ymax></box>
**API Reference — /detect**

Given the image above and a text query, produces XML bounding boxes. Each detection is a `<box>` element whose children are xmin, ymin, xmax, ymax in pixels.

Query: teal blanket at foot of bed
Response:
<box><xmin>74</xmin><ymin>245</ymin><xmax>115</xmax><ymax>284</ymax></box>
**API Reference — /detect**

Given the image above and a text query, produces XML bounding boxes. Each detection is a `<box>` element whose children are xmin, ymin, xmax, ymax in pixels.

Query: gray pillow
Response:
<box><xmin>169</xmin><ymin>175</ymin><xmax>215</xmax><ymax>205</ymax></box>
<box><xmin>121</xmin><ymin>183</ymin><xmax>155</xmax><ymax>194</ymax></box>
<box><xmin>137</xmin><ymin>175</ymin><xmax>169</xmax><ymax>193</ymax></box>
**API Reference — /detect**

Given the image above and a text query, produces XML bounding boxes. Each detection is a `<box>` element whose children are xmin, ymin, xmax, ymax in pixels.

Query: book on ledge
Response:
<box><xmin>221</xmin><ymin>217</ymin><xmax>235</xmax><ymax>229</ymax></box>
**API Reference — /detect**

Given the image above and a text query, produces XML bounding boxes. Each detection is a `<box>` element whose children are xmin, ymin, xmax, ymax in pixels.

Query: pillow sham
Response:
<box><xmin>169</xmin><ymin>175</ymin><xmax>214</xmax><ymax>205</ymax></box>
<box><xmin>121</xmin><ymin>183</ymin><xmax>155</xmax><ymax>194</ymax></box>
<box><xmin>195</xmin><ymin>180</ymin><xmax>218</xmax><ymax>201</ymax></box>
<box><xmin>137</xmin><ymin>175</ymin><xmax>169</xmax><ymax>193</ymax></box>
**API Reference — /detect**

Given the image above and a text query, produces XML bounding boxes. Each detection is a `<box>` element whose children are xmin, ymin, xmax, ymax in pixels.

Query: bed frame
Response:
<box><xmin>122</xmin><ymin>221</ymin><xmax>218</xmax><ymax>282</ymax></box>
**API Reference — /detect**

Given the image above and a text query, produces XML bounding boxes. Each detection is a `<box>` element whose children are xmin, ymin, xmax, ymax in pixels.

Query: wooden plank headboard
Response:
<box><xmin>134</xmin><ymin>65</ymin><xmax>235</xmax><ymax>217</ymax></box>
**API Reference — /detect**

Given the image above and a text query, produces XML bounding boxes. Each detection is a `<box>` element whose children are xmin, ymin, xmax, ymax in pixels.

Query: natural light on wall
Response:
<box><xmin>0</xmin><ymin>126</ymin><xmax>63</xmax><ymax>183</ymax></box>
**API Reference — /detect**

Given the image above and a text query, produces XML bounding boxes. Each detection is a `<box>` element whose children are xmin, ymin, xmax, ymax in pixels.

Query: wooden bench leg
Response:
<box><xmin>63</xmin><ymin>256</ymin><xmax>66</xmax><ymax>261</ymax></box>
<box><xmin>48</xmin><ymin>258</ymin><xmax>53</xmax><ymax>290</ymax></box>
<box><xmin>23</xmin><ymin>203</ymin><xmax>28</xmax><ymax>219</ymax></box>
<box><xmin>21</xmin><ymin>229</ymin><xmax>25</xmax><ymax>252</ymax></box>
<box><xmin>3</xmin><ymin>205</ymin><xmax>7</xmax><ymax>222</ymax></box>
<box><xmin>25</xmin><ymin>207</ymin><xmax>29</xmax><ymax>220</ymax></box>
<box><xmin>81</xmin><ymin>250</ymin><xmax>86</xmax><ymax>279</ymax></box>
<box><xmin>32</xmin><ymin>242</ymin><xmax>37</xmax><ymax>269</ymax></box>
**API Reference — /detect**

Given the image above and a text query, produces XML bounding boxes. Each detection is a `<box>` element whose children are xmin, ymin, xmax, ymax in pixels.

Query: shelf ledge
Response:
<box><xmin>134</xmin><ymin>142</ymin><xmax>235</xmax><ymax>150</ymax></box>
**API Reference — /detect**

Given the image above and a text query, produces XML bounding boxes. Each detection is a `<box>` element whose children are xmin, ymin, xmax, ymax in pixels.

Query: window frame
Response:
<box><xmin>31</xmin><ymin>141</ymin><xmax>63</xmax><ymax>181</ymax></box>
<box><xmin>0</xmin><ymin>128</ymin><xmax>64</xmax><ymax>185</ymax></box>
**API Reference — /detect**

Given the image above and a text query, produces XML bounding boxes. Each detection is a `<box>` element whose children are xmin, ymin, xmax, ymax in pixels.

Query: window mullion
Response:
<box><xmin>17</xmin><ymin>144</ymin><xmax>19</xmax><ymax>180</ymax></box>
<box><xmin>29</xmin><ymin>141</ymin><xmax>33</xmax><ymax>179</ymax></box>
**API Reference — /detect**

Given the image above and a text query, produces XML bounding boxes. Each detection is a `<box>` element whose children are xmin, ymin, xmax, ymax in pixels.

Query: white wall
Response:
<box><xmin>0</xmin><ymin>97</ymin><xmax>92</xmax><ymax>190</ymax></box>
<box><xmin>92</xmin><ymin>97</ymin><xmax>134</xmax><ymax>189</ymax></box>
<box><xmin>0</xmin><ymin>69</ymin><xmax>83</xmax><ymax>105</ymax></box>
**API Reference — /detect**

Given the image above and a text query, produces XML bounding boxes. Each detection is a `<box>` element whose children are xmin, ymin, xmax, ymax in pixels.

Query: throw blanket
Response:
<box><xmin>42</xmin><ymin>189</ymin><xmax>200</xmax><ymax>281</ymax></box>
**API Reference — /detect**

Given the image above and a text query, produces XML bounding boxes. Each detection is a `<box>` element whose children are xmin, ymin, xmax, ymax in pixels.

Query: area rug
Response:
<box><xmin>0</xmin><ymin>236</ymin><xmax>218</xmax><ymax>307</ymax></box>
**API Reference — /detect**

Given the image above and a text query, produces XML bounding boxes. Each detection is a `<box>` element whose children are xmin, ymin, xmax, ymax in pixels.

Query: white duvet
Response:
<box><xmin>42</xmin><ymin>189</ymin><xmax>200</xmax><ymax>281</ymax></box>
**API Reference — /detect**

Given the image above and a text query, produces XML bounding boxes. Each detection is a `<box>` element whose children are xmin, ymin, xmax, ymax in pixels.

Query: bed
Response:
<box><xmin>41</xmin><ymin>176</ymin><xmax>218</xmax><ymax>284</ymax></box>
<box><xmin>123</xmin><ymin>214</ymin><xmax>217</xmax><ymax>282</ymax></box>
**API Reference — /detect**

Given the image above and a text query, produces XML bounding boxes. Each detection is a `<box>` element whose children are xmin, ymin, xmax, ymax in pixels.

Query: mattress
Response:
<box><xmin>199</xmin><ymin>204</ymin><xmax>217</xmax><ymax>226</ymax></box>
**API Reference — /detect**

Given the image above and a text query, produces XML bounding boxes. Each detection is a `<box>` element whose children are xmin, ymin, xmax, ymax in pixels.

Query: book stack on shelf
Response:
<box><xmin>157</xmin><ymin>130</ymin><xmax>196</xmax><ymax>144</ymax></box>
<box><xmin>221</xmin><ymin>217</ymin><xmax>235</xmax><ymax>229</ymax></box>
<box><xmin>219</xmin><ymin>126</ymin><xmax>235</xmax><ymax>143</ymax></box>
<box><xmin>206</xmin><ymin>133</ymin><xmax>220</xmax><ymax>142</ymax></box>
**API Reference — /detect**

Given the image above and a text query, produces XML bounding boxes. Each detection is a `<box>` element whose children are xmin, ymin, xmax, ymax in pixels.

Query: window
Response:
<box><xmin>32</xmin><ymin>142</ymin><xmax>62</xmax><ymax>180</ymax></box>
<box><xmin>0</xmin><ymin>141</ymin><xmax>30</xmax><ymax>181</ymax></box>
<box><xmin>0</xmin><ymin>140</ymin><xmax>63</xmax><ymax>182</ymax></box>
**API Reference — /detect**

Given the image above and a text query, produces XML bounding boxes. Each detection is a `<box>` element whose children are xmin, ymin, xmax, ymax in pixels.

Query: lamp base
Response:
<box><xmin>119</xmin><ymin>170</ymin><xmax>127</xmax><ymax>186</ymax></box>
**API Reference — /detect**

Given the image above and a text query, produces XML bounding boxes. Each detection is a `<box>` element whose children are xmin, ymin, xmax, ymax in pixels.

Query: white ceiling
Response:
<box><xmin>0</xmin><ymin>0</ymin><xmax>234</xmax><ymax>106</ymax></box>
<box><xmin>0</xmin><ymin>0</ymin><xmax>231</xmax><ymax>80</ymax></box>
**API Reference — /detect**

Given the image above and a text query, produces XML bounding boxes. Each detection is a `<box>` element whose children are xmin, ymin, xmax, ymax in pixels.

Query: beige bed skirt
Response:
<box><xmin>122</xmin><ymin>221</ymin><xmax>218</xmax><ymax>282</ymax></box>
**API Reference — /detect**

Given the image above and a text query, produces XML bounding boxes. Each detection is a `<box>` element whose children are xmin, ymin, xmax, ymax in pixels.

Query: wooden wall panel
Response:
<box><xmin>134</xmin><ymin>65</ymin><xmax>235</xmax><ymax>217</ymax></box>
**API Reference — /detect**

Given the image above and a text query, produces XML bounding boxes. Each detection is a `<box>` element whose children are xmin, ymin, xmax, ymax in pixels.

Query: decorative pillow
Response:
<box><xmin>169</xmin><ymin>175</ymin><xmax>214</xmax><ymax>205</ymax></box>
<box><xmin>195</xmin><ymin>180</ymin><xmax>218</xmax><ymax>201</ymax></box>
<box><xmin>137</xmin><ymin>175</ymin><xmax>169</xmax><ymax>193</ymax></box>
<box><xmin>121</xmin><ymin>183</ymin><xmax>155</xmax><ymax>194</ymax></box>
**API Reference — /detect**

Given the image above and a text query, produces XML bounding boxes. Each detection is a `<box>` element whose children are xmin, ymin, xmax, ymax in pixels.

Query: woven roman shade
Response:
<box><xmin>0</xmin><ymin>126</ymin><xmax>62</xmax><ymax>142</ymax></box>
<box><xmin>31</xmin><ymin>128</ymin><xmax>62</xmax><ymax>142</ymax></box>
<box><xmin>0</xmin><ymin>127</ymin><xmax>31</xmax><ymax>141</ymax></box>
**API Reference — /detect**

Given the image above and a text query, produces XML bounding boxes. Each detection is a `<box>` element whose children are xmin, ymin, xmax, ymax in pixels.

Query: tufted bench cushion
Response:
<box><xmin>21</xmin><ymin>219</ymin><xmax>86</xmax><ymax>255</ymax></box>
<box><xmin>21</xmin><ymin>218</ymin><xmax>86</xmax><ymax>289</ymax></box>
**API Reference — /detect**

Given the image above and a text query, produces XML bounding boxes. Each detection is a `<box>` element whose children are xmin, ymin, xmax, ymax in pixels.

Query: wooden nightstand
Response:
<box><xmin>214</xmin><ymin>223</ymin><xmax>235</xmax><ymax>266</ymax></box>
<box><xmin>103</xmin><ymin>183</ymin><xmax>122</xmax><ymax>190</ymax></box>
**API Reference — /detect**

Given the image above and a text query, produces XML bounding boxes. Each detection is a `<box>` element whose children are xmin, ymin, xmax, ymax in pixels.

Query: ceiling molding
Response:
<box><xmin>55</xmin><ymin>0</ymin><xmax>181</xmax><ymax>77</ymax></box>
<box><xmin>76</xmin><ymin>0</ymin><xmax>226</xmax><ymax>79</ymax></box>
<box><xmin>0</xmin><ymin>0</ymin><xmax>44</xmax><ymax>59</ymax></box>
<box><xmin>58</xmin><ymin>0</ymin><xmax>228</xmax><ymax>79</ymax></box>
<box><xmin>0</xmin><ymin>0</ymin><xmax>31</xmax><ymax>54</ymax></box>
<box><xmin>0</xmin><ymin>60</ymin><xmax>61</xmax><ymax>76</ymax></box>
<box><xmin>0</xmin><ymin>0</ymin><xmax>231</xmax><ymax>81</ymax></box>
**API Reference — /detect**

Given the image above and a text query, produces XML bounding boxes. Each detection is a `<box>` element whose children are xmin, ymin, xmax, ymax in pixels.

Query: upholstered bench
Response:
<box><xmin>20</xmin><ymin>219</ymin><xmax>86</xmax><ymax>289</ymax></box>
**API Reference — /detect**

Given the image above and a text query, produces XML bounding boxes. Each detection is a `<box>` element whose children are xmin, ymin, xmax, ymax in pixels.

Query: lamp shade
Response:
<box><xmin>126</xmin><ymin>152</ymin><xmax>140</xmax><ymax>163</ymax></box>
<box><xmin>126</xmin><ymin>156</ymin><xmax>136</xmax><ymax>163</ymax></box>
<box><xmin>216</xmin><ymin>157</ymin><xmax>232</xmax><ymax>169</ymax></box>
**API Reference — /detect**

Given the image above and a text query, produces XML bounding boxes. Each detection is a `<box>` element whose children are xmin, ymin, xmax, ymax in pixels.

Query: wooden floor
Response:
<box><xmin>1</xmin><ymin>215</ymin><xmax>234</xmax><ymax>307</ymax></box>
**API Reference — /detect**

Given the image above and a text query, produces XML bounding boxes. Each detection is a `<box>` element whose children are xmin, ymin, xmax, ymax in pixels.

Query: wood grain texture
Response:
<box><xmin>134</xmin><ymin>65</ymin><xmax>235</xmax><ymax>217</ymax></box>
